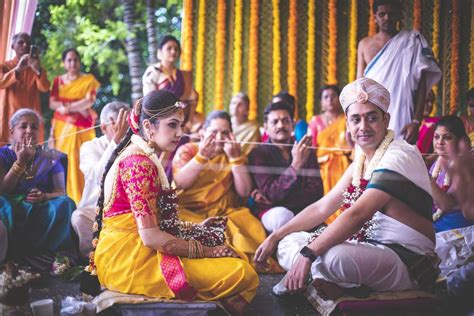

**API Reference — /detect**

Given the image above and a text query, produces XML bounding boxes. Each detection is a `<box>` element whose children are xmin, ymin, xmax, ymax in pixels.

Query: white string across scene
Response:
<box><xmin>1</xmin><ymin>114</ymin><xmax>459</xmax><ymax>161</ymax></box>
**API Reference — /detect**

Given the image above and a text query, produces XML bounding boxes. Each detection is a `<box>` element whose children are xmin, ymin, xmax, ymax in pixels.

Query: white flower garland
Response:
<box><xmin>308</xmin><ymin>130</ymin><xmax>395</xmax><ymax>243</ymax></box>
<box><xmin>131</xmin><ymin>134</ymin><xmax>170</xmax><ymax>190</ymax></box>
<box><xmin>352</xmin><ymin>130</ymin><xmax>395</xmax><ymax>186</ymax></box>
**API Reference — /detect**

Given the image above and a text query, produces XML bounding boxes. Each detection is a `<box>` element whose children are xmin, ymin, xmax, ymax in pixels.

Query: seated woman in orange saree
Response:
<box><xmin>172</xmin><ymin>111</ymin><xmax>281</xmax><ymax>272</ymax></box>
<box><xmin>82</xmin><ymin>91</ymin><xmax>258</xmax><ymax>314</ymax></box>
<box><xmin>173</xmin><ymin>142</ymin><xmax>265</xmax><ymax>259</ymax></box>
<box><xmin>49</xmin><ymin>48</ymin><xmax>100</xmax><ymax>204</ymax></box>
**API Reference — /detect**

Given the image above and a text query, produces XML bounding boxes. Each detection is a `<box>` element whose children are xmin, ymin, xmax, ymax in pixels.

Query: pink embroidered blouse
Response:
<box><xmin>104</xmin><ymin>154</ymin><xmax>161</xmax><ymax>229</ymax></box>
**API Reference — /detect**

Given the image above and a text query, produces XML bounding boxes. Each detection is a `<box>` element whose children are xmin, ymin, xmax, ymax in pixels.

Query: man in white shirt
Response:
<box><xmin>71</xmin><ymin>101</ymin><xmax>129</xmax><ymax>258</ymax></box>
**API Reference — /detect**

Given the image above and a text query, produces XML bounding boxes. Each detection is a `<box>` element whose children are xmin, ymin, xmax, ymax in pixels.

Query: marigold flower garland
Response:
<box><xmin>287</xmin><ymin>0</ymin><xmax>298</xmax><ymax>118</ymax></box>
<box><xmin>413</xmin><ymin>0</ymin><xmax>422</xmax><ymax>31</ymax></box>
<box><xmin>348</xmin><ymin>0</ymin><xmax>358</xmax><ymax>82</ymax></box>
<box><xmin>232</xmin><ymin>0</ymin><xmax>243</xmax><ymax>95</ymax></box>
<box><xmin>470</xmin><ymin>1</ymin><xmax>474</xmax><ymax>89</ymax></box>
<box><xmin>181</xmin><ymin>0</ymin><xmax>193</xmax><ymax>71</ymax></box>
<box><xmin>248</xmin><ymin>0</ymin><xmax>259</xmax><ymax>120</ymax></box>
<box><xmin>214</xmin><ymin>0</ymin><xmax>226</xmax><ymax>110</ymax></box>
<box><xmin>195</xmin><ymin>0</ymin><xmax>206</xmax><ymax>114</ymax></box>
<box><xmin>430</xmin><ymin>0</ymin><xmax>440</xmax><ymax>117</ymax></box>
<box><xmin>368</xmin><ymin>0</ymin><xmax>376</xmax><ymax>36</ymax></box>
<box><xmin>326</xmin><ymin>0</ymin><xmax>337</xmax><ymax>85</ymax></box>
<box><xmin>272</xmin><ymin>0</ymin><xmax>281</xmax><ymax>95</ymax></box>
<box><xmin>305</xmin><ymin>0</ymin><xmax>316</xmax><ymax>122</ymax></box>
<box><xmin>450</xmin><ymin>0</ymin><xmax>460</xmax><ymax>115</ymax></box>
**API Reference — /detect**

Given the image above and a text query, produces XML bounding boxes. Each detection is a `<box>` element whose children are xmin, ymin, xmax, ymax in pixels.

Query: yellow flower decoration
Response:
<box><xmin>430</xmin><ymin>0</ymin><xmax>440</xmax><ymax>116</ymax></box>
<box><xmin>305</xmin><ymin>1</ymin><xmax>316</xmax><ymax>122</ymax></box>
<box><xmin>248</xmin><ymin>0</ymin><xmax>259</xmax><ymax>120</ymax></box>
<box><xmin>272</xmin><ymin>0</ymin><xmax>281</xmax><ymax>94</ymax></box>
<box><xmin>450</xmin><ymin>0</ymin><xmax>460</xmax><ymax>114</ymax></box>
<box><xmin>214</xmin><ymin>0</ymin><xmax>226</xmax><ymax>110</ymax></box>
<box><xmin>413</xmin><ymin>0</ymin><xmax>422</xmax><ymax>31</ymax></box>
<box><xmin>181</xmin><ymin>0</ymin><xmax>193</xmax><ymax>71</ymax></box>
<box><xmin>195</xmin><ymin>0</ymin><xmax>206</xmax><ymax>114</ymax></box>
<box><xmin>326</xmin><ymin>0</ymin><xmax>337</xmax><ymax>85</ymax></box>
<box><xmin>348</xmin><ymin>0</ymin><xmax>358</xmax><ymax>82</ymax></box>
<box><xmin>232</xmin><ymin>0</ymin><xmax>243</xmax><ymax>94</ymax></box>
<box><xmin>368</xmin><ymin>0</ymin><xmax>376</xmax><ymax>36</ymax></box>
<box><xmin>287</xmin><ymin>0</ymin><xmax>298</xmax><ymax>118</ymax></box>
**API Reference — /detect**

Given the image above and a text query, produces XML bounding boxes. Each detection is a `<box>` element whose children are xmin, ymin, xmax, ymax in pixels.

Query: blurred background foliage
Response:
<box><xmin>31</xmin><ymin>0</ymin><xmax>182</xmax><ymax>135</ymax></box>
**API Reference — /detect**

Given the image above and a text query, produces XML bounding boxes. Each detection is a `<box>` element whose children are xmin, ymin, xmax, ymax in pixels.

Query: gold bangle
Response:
<box><xmin>189</xmin><ymin>239</ymin><xmax>201</xmax><ymax>259</ymax></box>
<box><xmin>10</xmin><ymin>167</ymin><xmax>23</xmax><ymax>177</ymax></box>
<box><xmin>10</xmin><ymin>162</ymin><xmax>25</xmax><ymax>176</ymax></box>
<box><xmin>229</xmin><ymin>156</ymin><xmax>245</xmax><ymax>166</ymax></box>
<box><xmin>188</xmin><ymin>240</ymin><xmax>195</xmax><ymax>259</ymax></box>
<box><xmin>13</xmin><ymin>161</ymin><xmax>26</xmax><ymax>172</ymax></box>
<box><xmin>194</xmin><ymin>153</ymin><xmax>209</xmax><ymax>165</ymax></box>
<box><xmin>194</xmin><ymin>240</ymin><xmax>199</xmax><ymax>258</ymax></box>
<box><xmin>196</xmin><ymin>241</ymin><xmax>204</xmax><ymax>258</ymax></box>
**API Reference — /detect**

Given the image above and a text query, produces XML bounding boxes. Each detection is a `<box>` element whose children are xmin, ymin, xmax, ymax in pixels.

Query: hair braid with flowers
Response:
<box><xmin>81</xmin><ymin>91</ymin><xmax>184</xmax><ymax>295</ymax></box>
<box><xmin>80</xmin><ymin>126</ymin><xmax>133</xmax><ymax>295</ymax></box>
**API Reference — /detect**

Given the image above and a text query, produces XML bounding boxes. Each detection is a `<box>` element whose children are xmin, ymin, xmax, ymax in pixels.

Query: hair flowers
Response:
<box><xmin>174</xmin><ymin>101</ymin><xmax>187</xmax><ymax>109</ymax></box>
<box><xmin>128</xmin><ymin>99</ymin><xmax>143</xmax><ymax>134</ymax></box>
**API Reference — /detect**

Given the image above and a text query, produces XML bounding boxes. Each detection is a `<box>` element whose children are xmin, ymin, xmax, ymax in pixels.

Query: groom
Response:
<box><xmin>255</xmin><ymin>77</ymin><xmax>437</xmax><ymax>299</ymax></box>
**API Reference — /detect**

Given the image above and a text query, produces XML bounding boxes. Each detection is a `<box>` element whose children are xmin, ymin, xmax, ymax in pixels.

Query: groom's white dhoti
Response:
<box><xmin>276</xmin><ymin>141</ymin><xmax>436</xmax><ymax>291</ymax></box>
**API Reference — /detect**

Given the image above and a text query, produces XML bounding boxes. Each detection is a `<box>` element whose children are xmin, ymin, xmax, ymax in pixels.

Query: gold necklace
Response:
<box><xmin>24</xmin><ymin>159</ymin><xmax>35</xmax><ymax>180</ymax></box>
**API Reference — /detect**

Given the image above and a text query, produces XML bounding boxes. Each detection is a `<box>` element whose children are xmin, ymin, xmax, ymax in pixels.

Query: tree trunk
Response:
<box><xmin>122</xmin><ymin>0</ymin><xmax>143</xmax><ymax>103</ymax></box>
<box><xmin>146</xmin><ymin>0</ymin><xmax>158</xmax><ymax>64</ymax></box>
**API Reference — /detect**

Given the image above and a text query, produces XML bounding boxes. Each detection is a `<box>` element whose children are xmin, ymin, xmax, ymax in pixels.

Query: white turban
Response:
<box><xmin>339</xmin><ymin>77</ymin><xmax>390</xmax><ymax>113</ymax></box>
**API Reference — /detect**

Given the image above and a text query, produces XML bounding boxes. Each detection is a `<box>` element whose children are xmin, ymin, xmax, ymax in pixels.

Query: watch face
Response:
<box><xmin>300</xmin><ymin>246</ymin><xmax>317</xmax><ymax>262</ymax></box>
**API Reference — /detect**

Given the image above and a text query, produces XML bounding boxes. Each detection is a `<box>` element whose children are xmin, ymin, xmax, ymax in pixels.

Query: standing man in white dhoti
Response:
<box><xmin>357</xmin><ymin>0</ymin><xmax>441</xmax><ymax>143</ymax></box>
<box><xmin>254</xmin><ymin>78</ymin><xmax>438</xmax><ymax>300</ymax></box>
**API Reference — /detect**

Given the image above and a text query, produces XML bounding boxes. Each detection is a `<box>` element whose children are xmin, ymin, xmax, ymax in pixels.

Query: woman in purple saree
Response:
<box><xmin>0</xmin><ymin>109</ymin><xmax>75</xmax><ymax>259</ymax></box>
<box><xmin>142</xmin><ymin>35</ymin><xmax>193</xmax><ymax>100</ymax></box>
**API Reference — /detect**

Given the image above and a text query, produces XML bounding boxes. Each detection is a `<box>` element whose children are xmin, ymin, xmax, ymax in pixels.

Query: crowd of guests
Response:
<box><xmin>1</xmin><ymin>0</ymin><xmax>473</xmax><ymax>313</ymax></box>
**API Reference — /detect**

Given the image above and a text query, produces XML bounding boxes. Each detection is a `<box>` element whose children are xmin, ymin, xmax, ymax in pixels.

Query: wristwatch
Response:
<box><xmin>299</xmin><ymin>246</ymin><xmax>318</xmax><ymax>262</ymax></box>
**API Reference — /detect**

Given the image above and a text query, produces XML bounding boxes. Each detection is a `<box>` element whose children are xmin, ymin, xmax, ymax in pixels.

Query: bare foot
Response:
<box><xmin>221</xmin><ymin>294</ymin><xmax>248</xmax><ymax>315</ymax></box>
<box><xmin>312</xmin><ymin>278</ymin><xmax>371</xmax><ymax>301</ymax></box>
<box><xmin>312</xmin><ymin>278</ymin><xmax>344</xmax><ymax>301</ymax></box>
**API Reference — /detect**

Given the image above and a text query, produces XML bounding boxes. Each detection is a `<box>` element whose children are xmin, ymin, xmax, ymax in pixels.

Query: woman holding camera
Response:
<box><xmin>49</xmin><ymin>48</ymin><xmax>100</xmax><ymax>205</ymax></box>
<box><xmin>0</xmin><ymin>32</ymin><xmax>50</xmax><ymax>144</ymax></box>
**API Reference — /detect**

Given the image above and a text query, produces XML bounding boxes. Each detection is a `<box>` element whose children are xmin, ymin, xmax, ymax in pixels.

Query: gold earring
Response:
<box><xmin>147</xmin><ymin>131</ymin><xmax>154</xmax><ymax>147</ymax></box>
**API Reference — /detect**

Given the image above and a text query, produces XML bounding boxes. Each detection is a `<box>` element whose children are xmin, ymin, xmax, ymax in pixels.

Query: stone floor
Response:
<box><xmin>27</xmin><ymin>273</ymin><xmax>317</xmax><ymax>315</ymax></box>
<box><xmin>21</xmin><ymin>273</ymin><xmax>473</xmax><ymax>316</ymax></box>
